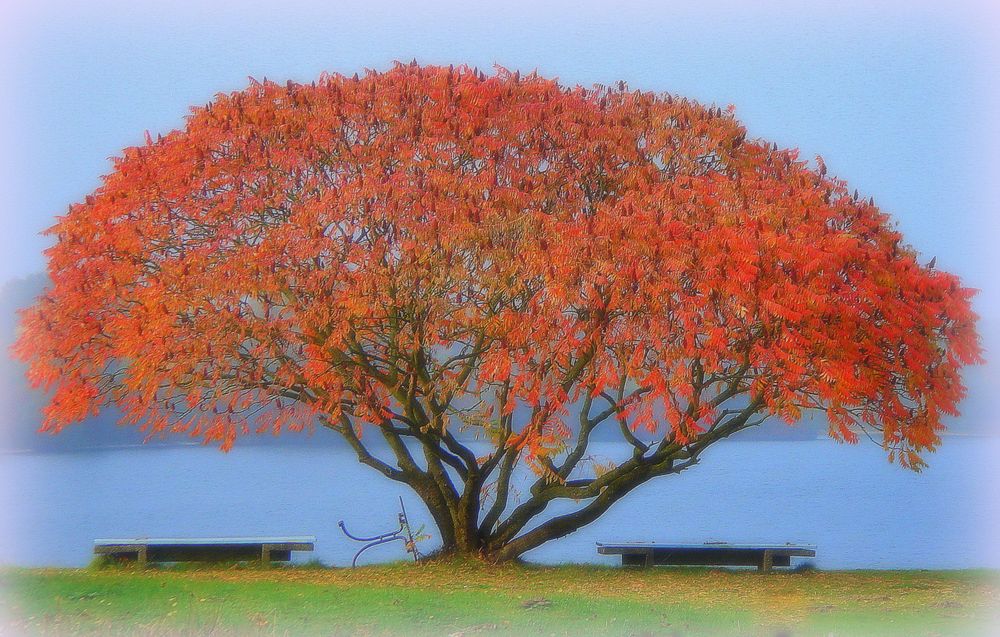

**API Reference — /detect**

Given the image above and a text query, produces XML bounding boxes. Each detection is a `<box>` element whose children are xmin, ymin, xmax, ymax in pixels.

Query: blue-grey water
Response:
<box><xmin>2</xmin><ymin>438</ymin><xmax>998</xmax><ymax>570</ymax></box>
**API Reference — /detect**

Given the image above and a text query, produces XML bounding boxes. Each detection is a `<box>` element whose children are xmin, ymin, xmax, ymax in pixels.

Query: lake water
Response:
<box><xmin>2</xmin><ymin>438</ymin><xmax>998</xmax><ymax>570</ymax></box>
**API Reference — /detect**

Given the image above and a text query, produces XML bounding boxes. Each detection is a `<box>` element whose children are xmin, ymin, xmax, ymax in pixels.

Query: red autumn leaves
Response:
<box><xmin>15</xmin><ymin>62</ymin><xmax>981</xmax><ymax>468</ymax></box>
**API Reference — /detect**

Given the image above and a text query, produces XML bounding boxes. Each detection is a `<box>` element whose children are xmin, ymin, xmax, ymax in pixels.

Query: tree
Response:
<box><xmin>15</xmin><ymin>63</ymin><xmax>982</xmax><ymax>562</ymax></box>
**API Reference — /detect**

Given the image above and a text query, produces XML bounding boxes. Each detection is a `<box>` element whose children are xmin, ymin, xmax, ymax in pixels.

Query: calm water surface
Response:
<box><xmin>2</xmin><ymin>438</ymin><xmax>998</xmax><ymax>569</ymax></box>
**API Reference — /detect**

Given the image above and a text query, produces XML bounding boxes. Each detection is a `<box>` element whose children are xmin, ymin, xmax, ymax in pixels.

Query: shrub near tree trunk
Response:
<box><xmin>15</xmin><ymin>63</ymin><xmax>982</xmax><ymax>562</ymax></box>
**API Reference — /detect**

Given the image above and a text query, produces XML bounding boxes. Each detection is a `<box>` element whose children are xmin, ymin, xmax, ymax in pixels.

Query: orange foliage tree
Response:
<box><xmin>15</xmin><ymin>63</ymin><xmax>982</xmax><ymax>561</ymax></box>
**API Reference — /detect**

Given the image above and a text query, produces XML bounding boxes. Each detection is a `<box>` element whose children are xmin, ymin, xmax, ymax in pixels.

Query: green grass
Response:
<box><xmin>2</xmin><ymin>560</ymin><xmax>998</xmax><ymax>636</ymax></box>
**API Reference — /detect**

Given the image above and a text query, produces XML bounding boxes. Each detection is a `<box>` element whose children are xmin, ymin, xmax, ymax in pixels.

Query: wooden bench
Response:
<box><xmin>94</xmin><ymin>536</ymin><xmax>315</xmax><ymax>566</ymax></box>
<box><xmin>597</xmin><ymin>542</ymin><xmax>816</xmax><ymax>572</ymax></box>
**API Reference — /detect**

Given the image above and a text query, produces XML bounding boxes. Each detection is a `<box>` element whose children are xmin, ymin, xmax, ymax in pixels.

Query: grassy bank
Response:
<box><xmin>2</xmin><ymin>561</ymin><xmax>997</xmax><ymax>636</ymax></box>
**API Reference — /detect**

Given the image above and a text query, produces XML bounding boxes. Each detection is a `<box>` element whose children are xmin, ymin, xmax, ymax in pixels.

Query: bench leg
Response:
<box><xmin>261</xmin><ymin>544</ymin><xmax>272</xmax><ymax>567</ymax></box>
<box><xmin>137</xmin><ymin>547</ymin><xmax>148</xmax><ymax>568</ymax></box>
<box><xmin>758</xmin><ymin>550</ymin><xmax>773</xmax><ymax>573</ymax></box>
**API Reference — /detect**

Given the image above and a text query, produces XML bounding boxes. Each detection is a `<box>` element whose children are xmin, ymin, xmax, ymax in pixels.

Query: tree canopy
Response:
<box><xmin>15</xmin><ymin>62</ymin><xmax>982</xmax><ymax>559</ymax></box>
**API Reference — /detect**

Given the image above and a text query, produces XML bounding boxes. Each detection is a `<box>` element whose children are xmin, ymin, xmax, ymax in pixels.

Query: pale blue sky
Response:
<box><xmin>1</xmin><ymin>0</ymin><xmax>998</xmax><ymax>399</ymax></box>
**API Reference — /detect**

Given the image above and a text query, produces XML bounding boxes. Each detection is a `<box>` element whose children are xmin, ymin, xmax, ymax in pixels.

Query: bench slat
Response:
<box><xmin>597</xmin><ymin>542</ymin><xmax>816</xmax><ymax>572</ymax></box>
<box><xmin>94</xmin><ymin>536</ymin><xmax>315</xmax><ymax>565</ymax></box>
<box><xmin>95</xmin><ymin>536</ymin><xmax>315</xmax><ymax>546</ymax></box>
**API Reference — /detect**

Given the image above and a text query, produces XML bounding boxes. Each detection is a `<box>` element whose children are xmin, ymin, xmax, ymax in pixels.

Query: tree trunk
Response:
<box><xmin>333</xmin><ymin>394</ymin><xmax>765</xmax><ymax>563</ymax></box>
<box><xmin>421</xmin><ymin>496</ymin><xmax>483</xmax><ymax>557</ymax></box>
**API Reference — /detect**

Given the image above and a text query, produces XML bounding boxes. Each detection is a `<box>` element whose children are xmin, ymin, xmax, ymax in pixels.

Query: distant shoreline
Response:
<box><xmin>2</xmin><ymin>431</ymin><xmax>997</xmax><ymax>455</ymax></box>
